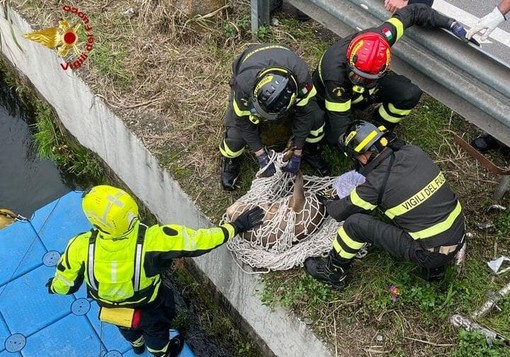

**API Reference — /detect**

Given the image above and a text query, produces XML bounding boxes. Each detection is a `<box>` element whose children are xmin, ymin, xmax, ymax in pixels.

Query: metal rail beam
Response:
<box><xmin>253</xmin><ymin>0</ymin><xmax>510</xmax><ymax>145</ymax></box>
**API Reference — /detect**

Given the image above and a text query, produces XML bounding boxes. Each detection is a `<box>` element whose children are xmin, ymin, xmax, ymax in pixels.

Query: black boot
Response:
<box><xmin>304</xmin><ymin>250</ymin><xmax>349</xmax><ymax>290</ymax></box>
<box><xmin>302</xmin><ymin>143</ymin><xmax>331</xmax><ymax>176</ymax></box>
<box><xmin>221</xmin><ymin>157</ymin><xmax>240</xmax><ymax>191</ymax></box>
<box><xmin>165</xmin><ymin>334</ymin><xmax>185</xmax><ymax>357</ymax></box>
<box><xmin>133</xmin><ymin>344</ymin><xmax>145</xmax><ymax>355</ymax></box>
<box><xmin>421</xmin><ymin>266</ymin><xmax>446</xmax><ymax>282</ymax></box>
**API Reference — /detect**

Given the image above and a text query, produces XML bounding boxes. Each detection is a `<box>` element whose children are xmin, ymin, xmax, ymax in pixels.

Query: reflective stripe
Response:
<box><xmin>386</xmin><ymin>18</ymin><xmax>404</xmax><ymax>41</ymax></box>
<box><xmin>88</xmin><ymin>242</ymin><xmax>97</xmax><ymax>290</ymax></box>
<box><xmin>385</xmin><ymin>172</ymin><xmax>446</xmax><ymax>219</ymax></box>
<box><xmin>388</xmin><ymin>103</ymin><xmax>411</xmax><ymax>116</ymax></box>
<box><xmin>221</xmin><ymin>223</ymin><xmax>236</xmax><ymax>237</ymax></box>
<box><xmin>309</xmin><ymin>125</ymin><xmax>324</xmax><ymax>138</ymax></box>
<box><xmin>355</xmin><ymin>130</ymin><xmax>378</xmax><ymax>153</ymax></box>
<box><xmin>219</xmin><ymin>141</ymin><xmax>245</xmax><ymax>158</ymax></box>
<box><xmin>409</xmin><ymin>201</ymin><xmax>462</xmax><ymax>239</ymax></box>
<box><xmin>352</xmin><ymin>95</ymin><xmax>364</xmax><ymax>104</ymax></box>
<box><xmin>377</xmin><ymin>105</ymin><xmax>403</xmax><ymax>123</ymax></box>
<box><xmin>233</xmin><ymin>99</ymin><xmax>251</xmax><ymax>117</ymax></box>
<box><xmin>133</xmin><ymin>241</ymin><xmax>143</xmax><ymax>291</ymax></box>
<box><xmin>111</xmin><ymin>261</ymin><xmax>117</xmax><ymax>283</ymax></box>
<box><xmin>350</xmin><ymin>189</ymin><xmax>376</xmax><ymax>211</ymax></box>
<box><xmin>241</xmin><ymin>44</ymin><xmax>291</xmax><ymax>63</ymax></box>
<box><xmin>306</xmin><ymin>134</ymin><xmax>325</xmax><ymax>144</ymax></box>
<box><xmin>148</xmin><ymin>342</ymin><xmax>171</xmax><ymax>355</ymax></box>
<box><xmin>54</xmin><ymin>274</ymin><xmax>74</xmax><ymax>287</ymax></box>
<box><xmin>325</xmin><ymin>99</ymin><xmax>350</xmax><ymax>112</ymax></box>
<box><xmin>297</xmin><ymin>86</ymin><xmax>317</xmax><ymax>106</ymax></box>
<box><xmin>334</xmin><ymin>226</ymin><xmax>365</xmax><ymax>259</ymax></box>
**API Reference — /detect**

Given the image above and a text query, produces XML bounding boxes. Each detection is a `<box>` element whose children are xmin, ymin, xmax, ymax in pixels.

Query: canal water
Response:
<box><xmin>0</xmin><ymin>88</ymin><xmax>71</xmax><ymax>218</ymax></box>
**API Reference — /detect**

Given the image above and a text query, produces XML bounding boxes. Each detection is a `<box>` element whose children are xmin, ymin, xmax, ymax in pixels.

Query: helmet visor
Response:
<box><xmin>348</xmin><ymin>71</ymin><xmax>377</xmax><ymax>89</ymax></box>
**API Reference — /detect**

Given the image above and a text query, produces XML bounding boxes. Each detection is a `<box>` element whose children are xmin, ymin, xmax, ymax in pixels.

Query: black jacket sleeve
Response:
<box><xmin>389</xmin><ymin>3</ymin><xmax>452</xmax><ymax>34</ymax></box>
<box><xmin>408</xmin><ymin>0</ymin><xmax>434</xmax><ymax>7</ymax></box>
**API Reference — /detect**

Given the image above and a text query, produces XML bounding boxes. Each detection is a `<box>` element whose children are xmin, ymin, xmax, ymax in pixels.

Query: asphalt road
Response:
<box><xmin>433</xmin><ymin>0</ymin><xmax>510</xmax><ymax>67</ymax></box>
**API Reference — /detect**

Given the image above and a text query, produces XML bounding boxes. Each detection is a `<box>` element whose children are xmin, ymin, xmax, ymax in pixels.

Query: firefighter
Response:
<box><xmin>304</xmin><ymin>121</ymin><xmax>465</xmax><ymax>290</ymax></box>
<box><xmin>313</xmin><ymin>3</ymin><xmax>470</xmax><ymax>145</ymax></box>
<box><xmin>219</xmin><ymin>43</ymin><xmax>330</xmax><ymax>191</ymax></box>
<box><xmin>46</xmin><ymin>185</ymin><xmax>263</xmax><ymax>356</ymax></box>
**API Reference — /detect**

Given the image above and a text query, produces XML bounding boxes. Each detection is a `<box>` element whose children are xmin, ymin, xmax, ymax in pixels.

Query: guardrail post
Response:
<box><xmin>251</xmin><ymin>0</ymin><xmax>282</xmax><ymax>36</ymax></box>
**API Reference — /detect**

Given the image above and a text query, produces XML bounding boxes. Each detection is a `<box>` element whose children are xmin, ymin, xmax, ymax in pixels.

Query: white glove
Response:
<box><xmin>467</xmin><ymin>6</ymin><xmax>506</xmax><ymax>40</ymax></box>
<box><xmin>333</xmin><ymin>170</ymin><xmax>365</xmax><ymax>199</ymax></box>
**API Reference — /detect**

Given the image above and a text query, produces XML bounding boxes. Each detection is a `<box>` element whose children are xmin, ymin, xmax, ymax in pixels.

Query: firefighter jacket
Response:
<box><xmin>229</xmin><ymin>43</ymin><xmax>318</xmax><ymax>151</ymax></box>
<box><xmin>409</xmin><ymin>0</ymin><xmax>434</xmax><ymax>6</ymax></box>
<box><xmin>313</xmin><ymin>4</ymin><xmax>453</xmax><ymax>128</ymax></box>
<box><xmin>49</xmin><ymin>221</ymin><xmax>237</xmax><ymax>308</ymax></box>
<box><xmin>326</xmin><ymin>144</ymin><xmax>464</xmax><ymax>250</ymax></box>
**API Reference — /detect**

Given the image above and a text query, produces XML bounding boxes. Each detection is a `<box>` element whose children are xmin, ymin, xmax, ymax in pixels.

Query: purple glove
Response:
<box><xmin>257</xmin><ymin>151</ymin><xmax>276</xmax><ymax>177</ymax></box>
<box><xmin>283</xmin><ymin>154</ymin><xmax>302</xmax><ymax>174</ymax></box>
<box><xmin>450</xmin><ymin>21</ymin><xmax>468</xmax><ymax>41</ymax></box>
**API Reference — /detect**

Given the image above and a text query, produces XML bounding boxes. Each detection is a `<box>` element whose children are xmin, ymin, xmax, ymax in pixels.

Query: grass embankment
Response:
<box><xmin>9</xmin><ymin>0</ymin><xmax>510</xmax><ymax>355</ymax></box>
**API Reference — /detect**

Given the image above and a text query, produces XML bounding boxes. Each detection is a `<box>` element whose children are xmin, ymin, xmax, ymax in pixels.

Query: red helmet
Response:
<box><xmin>346</xmin><ymin>32</ymin><xmax>391</xmax><ymax>80</ymax></box>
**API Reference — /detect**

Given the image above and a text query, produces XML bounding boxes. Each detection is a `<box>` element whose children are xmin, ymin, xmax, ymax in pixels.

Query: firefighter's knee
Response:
<box><xmin>219</xmin><ymin>127</ymin><xmax>246</xmax><ymax>158</ymax></box>
<box><xmin>399</xmin><ymin>84</ymin><xmax>422</xmax><ymax>109</ymax></box>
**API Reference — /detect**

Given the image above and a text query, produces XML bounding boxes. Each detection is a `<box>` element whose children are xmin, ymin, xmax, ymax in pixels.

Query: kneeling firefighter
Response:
<box><xmin>46</xmin><ymin>185</ymin><xmax>263</xmax><ymax>356</ymax></box>
<box><xmin>305</xmin><ymin>121</ymin><xmax>465</xmax><ymax>290</ymax></box>
<box><xmin>219</xmin><ymin>43</ymin><xmax>331</xmax><ymax>191</ymax></box>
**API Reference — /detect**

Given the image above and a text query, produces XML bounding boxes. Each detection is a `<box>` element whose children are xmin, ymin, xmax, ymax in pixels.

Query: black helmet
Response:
<box><xmin>339</xmin><ymin>120</ymin><xmax>388</xmax><ymax>159</ymax></box>
<box><xmin>251</xmin><ymin>67</ymin><xmax>298</xmax><ymax>121</ymax></box>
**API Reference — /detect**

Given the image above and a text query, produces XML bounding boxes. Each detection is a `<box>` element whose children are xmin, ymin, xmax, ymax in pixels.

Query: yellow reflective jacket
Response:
<box><xmin>50</xmin><ymin>221</ymin><xmax>236</xmax><ymax>307</ymax></box>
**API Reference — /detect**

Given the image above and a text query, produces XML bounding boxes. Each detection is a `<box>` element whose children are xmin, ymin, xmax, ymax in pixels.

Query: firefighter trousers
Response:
<box><xmin>118</xmin><ymin>285</ymin><xmax>176</xmax><ymax>356</ymax></box>
<box><xmin>339</xmin><ymin>213</ymin><xmax>459</xmax><ymax>269</ymax></box>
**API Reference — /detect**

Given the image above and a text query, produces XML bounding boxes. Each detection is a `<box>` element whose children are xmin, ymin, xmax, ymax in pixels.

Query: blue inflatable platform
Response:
<box><xmin>0</xmin><ymin>191</ymin><xmax>194</xmax><ymax>357</ymax></box>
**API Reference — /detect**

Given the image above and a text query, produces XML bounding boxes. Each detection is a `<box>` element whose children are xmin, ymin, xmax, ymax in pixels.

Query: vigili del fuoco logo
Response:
<box><xmin>23</xmin><ymin>5</ymin><xmax>94</xmax><ymax>70</ymax></box>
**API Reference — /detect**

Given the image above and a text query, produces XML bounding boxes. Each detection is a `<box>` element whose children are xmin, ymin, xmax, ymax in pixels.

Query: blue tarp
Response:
<box><xmin>0</xmin><ymin>191</ymin><xmax>193</xmax><ymax>356</ymax></box>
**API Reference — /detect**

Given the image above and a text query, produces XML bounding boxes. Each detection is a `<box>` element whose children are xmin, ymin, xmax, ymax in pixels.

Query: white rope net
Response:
<box><xmin>223</xmin><ymin>150</ymin><xmax>365</xmax><ymax>273</ymax></box>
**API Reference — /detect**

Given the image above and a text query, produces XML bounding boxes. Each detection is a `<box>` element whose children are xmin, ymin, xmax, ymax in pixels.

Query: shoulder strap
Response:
<box><xmin>133</xmin><ymin>224</ymin><xmax>148</xmax><ymax>292</ymax></box>
<box><xmin>377</xmin><ymin>152</ymin><xmax>395</xmax><ymax>206</ymax></box>
<box><xmin>87</xmin><ymin>230</ymin><xmax>99</xmax><ymax>290</ymax></box>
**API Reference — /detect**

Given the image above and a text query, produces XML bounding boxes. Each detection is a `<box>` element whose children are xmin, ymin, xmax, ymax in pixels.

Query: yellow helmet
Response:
<box><xmin>82</xmin><ymin>185</ymin><xmax>139</xmax><ymax>237</ymax></box>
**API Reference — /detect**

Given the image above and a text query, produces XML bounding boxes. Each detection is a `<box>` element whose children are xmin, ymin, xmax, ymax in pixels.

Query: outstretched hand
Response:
<box><xmin>257</xmin><ymin>150</ymin><xmax>276</xmax><ymax>177</ymax></box>
<box><xmin>283</xmin><ymin>154</ymin><xmax>302</xmax><ymax>174</ymax></box>
<box><xmin>466</xmin><ymin>7</ymin><xmax>506</xmax><ymax>41</ymax></box>
<box><xmin>231</xmin><ymin>206</ymin><xmax>264</xmax><ymax>234</ymax></box>
<box><xmin>316</xmin><ymin>190</ymin><xmax>339</xmax><ymax>210</ymax></box>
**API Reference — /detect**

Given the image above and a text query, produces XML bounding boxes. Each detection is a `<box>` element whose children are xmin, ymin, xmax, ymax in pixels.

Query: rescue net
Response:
<box><xmin>223</xmin><ymin>150</ymin><xmax>365</xmax><ymax>273</ymax></box>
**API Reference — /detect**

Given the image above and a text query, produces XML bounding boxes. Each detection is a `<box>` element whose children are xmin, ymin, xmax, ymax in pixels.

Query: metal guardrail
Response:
<box><xmin>251</xmin><ymin>0</ymin><xmax>510</xmax><ymax>146</ymax></box>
